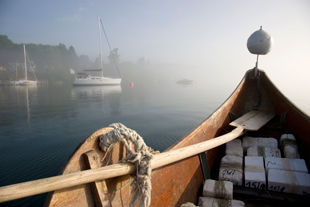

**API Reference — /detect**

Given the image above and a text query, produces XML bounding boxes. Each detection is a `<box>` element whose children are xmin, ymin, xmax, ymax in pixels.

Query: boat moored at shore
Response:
<box><xmin>73</xmin><ymin>16</ymin><xmax>121</xmax><ymax>86</ymax></box>
<box><xmin>10</xmin><ymin>44</ymin><xmax>37</xmax><ymax>86</ymax></box>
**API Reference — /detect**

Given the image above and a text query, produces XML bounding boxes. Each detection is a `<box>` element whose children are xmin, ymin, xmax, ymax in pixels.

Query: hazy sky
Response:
<box><xmin>1</xmin><ymin>0</ymin><xmax>310</xmax><ymax>113</ymax></box>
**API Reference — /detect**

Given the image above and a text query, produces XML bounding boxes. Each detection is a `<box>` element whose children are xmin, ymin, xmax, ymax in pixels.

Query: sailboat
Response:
<box><xmin>12</xmin><ymin>44</ymin><xmax>37</xmax><ymax>86</ymax></box>
<box><xmin>73</xmin><ymin>16</ymin><xmax>121</xmax><ymax>86</ymax></box>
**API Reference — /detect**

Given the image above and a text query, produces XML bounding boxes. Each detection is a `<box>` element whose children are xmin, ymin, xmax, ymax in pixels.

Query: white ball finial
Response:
<box><xmin>247</xmin><ymin>26</ymin><xmax>272</xmax><ymax>55</ymax></box>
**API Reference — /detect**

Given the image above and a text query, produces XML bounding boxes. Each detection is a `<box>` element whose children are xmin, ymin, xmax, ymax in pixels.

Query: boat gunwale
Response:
<box><xmin>260</xmin><ymin>70</ymin><xmax>310</xmax><ymax>119</ymax></box>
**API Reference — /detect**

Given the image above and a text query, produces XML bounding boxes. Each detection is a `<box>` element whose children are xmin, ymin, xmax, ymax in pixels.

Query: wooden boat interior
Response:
<box><xmin>45</xmin><ymin>69</ymin><xmax>310</xmax><ymax>207</ymax></box>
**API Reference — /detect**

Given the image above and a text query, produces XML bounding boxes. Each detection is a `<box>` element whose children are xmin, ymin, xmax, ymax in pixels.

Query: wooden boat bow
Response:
<box><xmin>1</xmin><ymin>69</ymin><xmax>309</xmax><ymax>207</ymax></box>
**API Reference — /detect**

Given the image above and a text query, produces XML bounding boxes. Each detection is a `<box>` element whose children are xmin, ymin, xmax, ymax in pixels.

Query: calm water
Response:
<box><xmin>0</xmin><ymin>79</ymin><xmax>232</xmax><ymax>206</ymax></box>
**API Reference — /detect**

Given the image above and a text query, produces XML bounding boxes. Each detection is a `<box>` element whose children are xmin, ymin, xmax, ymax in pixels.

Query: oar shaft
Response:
<box><xmin>151</xmin><ymin>127</ymin><xmax>244</xmax><ymax>169</ymax></box>
<box><xmin>0</xmin><ymin>163</ymin><xmax>135</xmax><ymax>203</ymax></box>
<box><xmin>0</xmin><ymin>127</ymin><xmax>244</xmax><ymax>203</ymax></box>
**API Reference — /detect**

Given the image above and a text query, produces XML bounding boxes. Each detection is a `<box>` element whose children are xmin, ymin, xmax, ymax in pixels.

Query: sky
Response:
<box><xmin>0</xmin><ymin>0</ymin><xmax>310</xmax><ymax>113</ymax></box>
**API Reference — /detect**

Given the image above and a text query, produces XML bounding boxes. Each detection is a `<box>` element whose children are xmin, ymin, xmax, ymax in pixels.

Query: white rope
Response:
<box><xmin>99</xmin><ymin>123</ymin><xmax>154</xmax><ymax>207</ymax></box>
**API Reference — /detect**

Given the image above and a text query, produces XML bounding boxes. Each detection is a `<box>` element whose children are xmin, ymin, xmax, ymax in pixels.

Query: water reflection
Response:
<box><xmin>71</xmin><ymin>85</ymin><xmax>122</xmax><ymax>97</ymax></box>
<box><xmin>71</xmin><ymin>85</ymin><xmax>122</xmax><ymax>116</ymax></box>
<box><xmin>0</xmin><ymin>86</ymin><xmax>37</xmax><ymax>125</ymax></box>
<box><xmin>15</xmin><ymin>86</ymin><xmax>37</xmax><ymax>123</ymax></box>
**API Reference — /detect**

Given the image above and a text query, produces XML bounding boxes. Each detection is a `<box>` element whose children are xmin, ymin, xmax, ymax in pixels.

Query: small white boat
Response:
<box><xmin>73</xmin><ymin>70</ymin><xmax>121</xmax><ymax>86</ymax></box>
<box><xmin>13</xmin><ymin>79</ymin><xmax>37</xmax><ymax>86</ymax></box>
<box><xmin>74</xmin><ymin>16</ymin><xmax>121</xmax><ymax>86</ymax></box>
<box><xmin>11</xmin><ymin>44</ymin><xmax>37</xmax><ymax>86</ymax></box>
<box><xmin>73</xmin><ymin>75</ymin><xmax>121</xmax><ymax>86</ymax></box>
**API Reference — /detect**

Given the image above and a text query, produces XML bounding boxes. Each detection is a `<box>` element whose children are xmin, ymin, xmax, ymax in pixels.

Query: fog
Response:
<box><xmin>0</xmin><ymin>0</ymin><xmax>309</xmax><ymax>114</ymax></box>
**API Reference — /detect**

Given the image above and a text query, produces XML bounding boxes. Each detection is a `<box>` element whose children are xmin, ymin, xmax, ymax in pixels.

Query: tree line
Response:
<box><xmin>0</xmin><ymin>34</ymin><xmax>94</xmax><ymax>83</ymax></box>
<box><xmin>0</xmin><ymin>34</ymin><xmax>164</xmax><ymax>86</ymax></box>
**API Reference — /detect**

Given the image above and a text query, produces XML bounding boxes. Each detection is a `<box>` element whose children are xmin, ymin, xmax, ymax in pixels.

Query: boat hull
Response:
<box><xmin>46</xmin><ymin>69</ymin><xmax>310</xmax><ymax>207</ymax></box>
<box><xmin>12</xmin><ymin>80</ymin><xmax>37</xmax><ymax>86</ymax></box>
<box><xmin>73</xmin><ymin>77</ymin><xmax>121</xmax><ymax>86</ymax></box>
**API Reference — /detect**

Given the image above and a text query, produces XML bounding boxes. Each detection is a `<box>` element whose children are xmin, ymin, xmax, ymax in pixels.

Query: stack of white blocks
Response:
<box><xmin>219</xmin><ymin>155</ymin><xmax>243</xmax><ymax>186</ymax></box>
<box><xmin>199</xmin><ymin>197</ymin><xmax>245</xmax><ymax>207</ymax></box>
<box><xmin>219</xmin><ymin>134</ymin><xmax>310</xmax><ymax>196</ymax></box>
<box><xmin>280</xmin><ymin>134</ymin><xmax>300</xmax><ymax>158</ymax></box>
<box><xmin>244</xmin><ymin>156</ymin><xmax>266</xmax><ymax>190</ymax></box>
<box><xmin>198</xmin><ymin>179</ymin><xmax>245</xmax><ymax>207</ymax></box>
<box><xmin>265</xmin><ymin>156</ymin><xmax>310</xmax><ymax>194</ymax></box>
<box><xmin>225</xmin><ymin>139</ymin><xmax>243</xmax><ymax>157</ymax></box>
<box><xmin>242</xmin><ymin>136</ymin><xmax>279</xmax><ymax>190</ymax></box>
<box><xmin>219</xmin><ymin>139</ymin><xmax>243</xmax><ymax>186</ymax></box>
<box><xmin>242</xmin><ymin>136</ymin><xmax>278</xmax><ymax>190</ymax></box>
<box><xmin>180</xmin><ymin>202</ymin><xmax>198</xmax><ymax>207</ymax></box>
<box><xmin>247</xmin><ymin>146</ymin><xmax>281</xmax><ymax>158</ymax></box>
<box><xmin>265</xmin><ymin>157</ymin><xmax>308</xmax><ymax>173</ymax></box>
<box><xmin>202</xmin><ymin>179</ymin><xmax>233</xmax><ymax>199</ymax></box>
<box><xmin>242</xmin><ymin>136</ymin><xmax>278</xmax><ymax>150</ymax></box>
<box><xmin>268</xmin><ymin>169</ymin><xmax>310</xmax><ymax>195</ymax></box>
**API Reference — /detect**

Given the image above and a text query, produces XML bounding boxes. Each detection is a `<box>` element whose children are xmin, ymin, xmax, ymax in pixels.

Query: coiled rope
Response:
<box><xmin>99</xmin><ymin>123</ymin><xmax>154</xmax><ymax>207</ymax></box>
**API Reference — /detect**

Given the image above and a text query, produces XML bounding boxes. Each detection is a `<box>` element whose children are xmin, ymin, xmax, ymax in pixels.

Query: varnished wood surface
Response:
<box><xmin>84</xmin><ymin>150</ymin><xmax>111</xmax><ymax>207</ymax></box>
<box><xmin>230</xmin><ymin>110</ymin><xmax>274</xmax><ymax>131</ymax></box>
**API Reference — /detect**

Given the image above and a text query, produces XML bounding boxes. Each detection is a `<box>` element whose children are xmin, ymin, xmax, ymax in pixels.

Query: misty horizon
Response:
<box><xmin>0</xmin><ymin>0</ymin><xmax>309</xmax><ymax>114</ymax></box>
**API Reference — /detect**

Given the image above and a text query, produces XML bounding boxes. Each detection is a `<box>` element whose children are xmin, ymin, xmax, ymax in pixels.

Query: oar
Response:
<box><xmin>0</xmin><ymin>110</ymin><xmax>274</xmax><ymax>203</ymax></box>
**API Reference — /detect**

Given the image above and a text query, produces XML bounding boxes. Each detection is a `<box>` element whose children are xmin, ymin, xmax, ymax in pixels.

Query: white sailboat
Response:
<box><xmin>73</xmin><ymin>16</ymin><xmax>121</xmax><ymax>86</ymax></box>
<box><xmin>12</xmin><ymin>44</ymin><xmax>37</xmax><ymax>86</ymax></box>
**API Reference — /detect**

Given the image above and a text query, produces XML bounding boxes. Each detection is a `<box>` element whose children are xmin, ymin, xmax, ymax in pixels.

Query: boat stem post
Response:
<box><xmin>255</xmin><ymin>54</ymin><xmax>259</xmax><ymax>76</ymax></box>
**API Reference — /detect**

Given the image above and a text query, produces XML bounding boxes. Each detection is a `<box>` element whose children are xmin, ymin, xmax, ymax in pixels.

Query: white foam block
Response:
<box><xmin>199</xmin><ymin>197</ymin><xmax>245</xmax><ymax>207</ymax></box>
<box><xmin>280</xmin><ymin>134</ymin><xmax>296</xmax><ymax>144</ymax></box>
<box><xmin>265</xmin><ymin>157</ymin><xmax>308</xmax><ymax>173</ymax></box>
<box><xmin>244</xmin><ymin>156</ymin><xmax>266</xmax><ymax>190</ymax></box>
<box><xmin>263</xmin><ymin>147</ymin><xmax>281</xmax><ymax>158</ymax></box>
<box><xmin>219</xmin><ymin>155</ymin><xmax>243</xmax><ymax>186</ymax></box>
<box><xmin>280</xmin><ymin>134</ymin><xmax>300</xmax><ymax>158</ymax></box>
<box><xmin>242</xmin><ymin>136</ymin><xmax>278</xmax><ymax>150</ymax></box>
<box><xmin>247</xmin><ymin>146</ymin><xmax>281</xmax><ymax>158</ymax></box>
<box><xmin>226</xmin><ymin>139</ymin><xmax>243</xmax><ymax>157</ymax></box>
<box><xmin>242</xmin><ymin>136</ymin><xmax>257</xmax><ymax>149</ymax></box>
<box><xmin>180</xmin><ymin>202</ymin><xmax>198</xmax><ymax>207</ymax></box>
<box><xmin>247</xmin><ymin>147</ymin><xmax>259</xmax><ymax>156</ymax></box>
<box><xmin>268</xmin><ymin>169</ymin><xmax>310</xmax><ymax>195</ymax></box>
<box><xmin>202</xmin><ymin>179</ymin><xmax>233</xmax><ymax>199</ymax></box>
<box><xmin>283</xmin><ymin>144</ymin><xmax>300</xmax><ymax>159</ymax></box>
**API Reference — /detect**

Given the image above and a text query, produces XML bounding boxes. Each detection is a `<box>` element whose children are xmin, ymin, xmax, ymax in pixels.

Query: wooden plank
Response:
<box><xmin>198</xmin><ymin>152</ymin><xmax>210</xmax><ymax>180</ymax></box>
<box><xmin>84</xmin><ymin>150</ymin><xmax>111</xmax><ymax>207</ymax></box>
<box><xmin>230</xmin><ymin>110</ymin><xmax>258</xmax><ymax>125</ymax></box>
<box><xmin>230</xmin><ymin>110</ymin><xmax>274</xmax><ymax>131</ymax></box>
<box><xmin>0</xmin><ymin>162</ymin><xmax>135</xmax><ymax>203</ymax></box>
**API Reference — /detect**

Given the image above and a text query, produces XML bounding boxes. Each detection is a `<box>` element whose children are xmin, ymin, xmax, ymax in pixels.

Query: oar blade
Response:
<box><xmin>230</xmin><ymin>110</ymin><xmax>274</xmax><ymax>131</ymax></box>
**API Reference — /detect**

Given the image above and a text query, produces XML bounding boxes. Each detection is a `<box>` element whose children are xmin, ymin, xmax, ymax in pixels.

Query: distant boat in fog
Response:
<box><xmin>73</xmin><ymin>16</ymin><xmax>121</xmax><ymax>86</ymax></box>
<box><xmin>73</xmin><ymin>69</ymin><xmax>121</xmax><ymax>86</ymax></box>
<box><xmin>11</xmin><ymin>44</ymin><xmax>37</xmax><ymax>86</ymax></box>
<box><xmin>176</xmin><ymin>79</ymin><xmax>193</xmax><ymax>86</ymax></box>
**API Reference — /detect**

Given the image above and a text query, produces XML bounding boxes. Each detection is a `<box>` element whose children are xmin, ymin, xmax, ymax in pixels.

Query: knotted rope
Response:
<box><xmin>99</xmin><ymin>123</ymin><xmax>154</xmax><ymax>207</ymax></box>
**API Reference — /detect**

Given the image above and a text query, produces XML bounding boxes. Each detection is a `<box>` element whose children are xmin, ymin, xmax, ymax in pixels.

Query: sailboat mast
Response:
<box><xmin>23</xmin><ymin>44</ymin><xmax>28</xmax><ymax>81</ymax></box>
<box><xmin>15</xmin><ymin>63</ymin><xmax>18</xmax><ymax>80</ymax></box>
<box><xmin>97</xmin><ymin>16</ymin><xmax>103</xmax><ymax>77</ymax></box>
